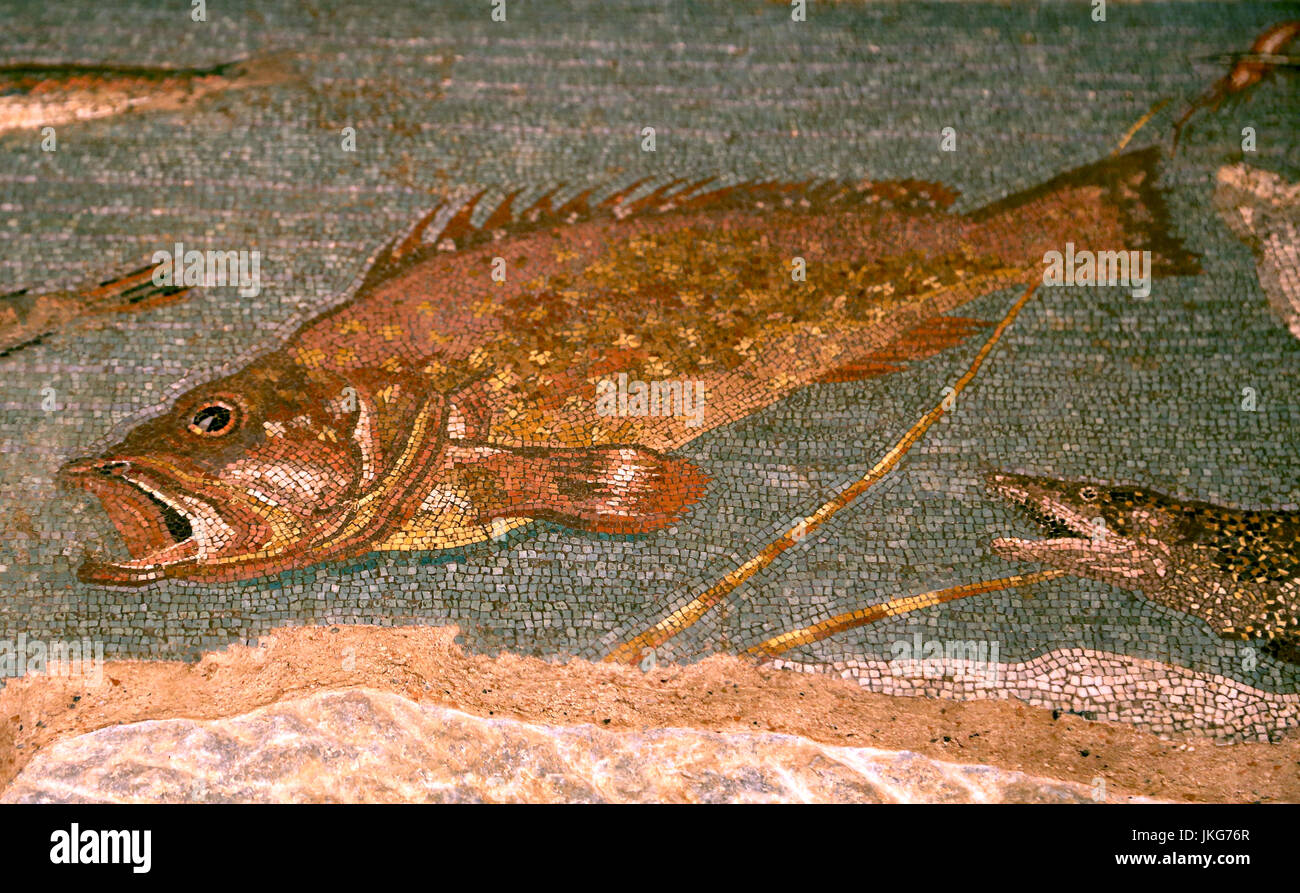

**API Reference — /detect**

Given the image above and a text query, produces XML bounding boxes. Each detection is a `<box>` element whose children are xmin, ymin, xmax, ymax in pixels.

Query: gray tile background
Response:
<box><xmin>0</xmin><ymin>0</ymin><xmax>1296</xmax><ymax>696</ymax></box>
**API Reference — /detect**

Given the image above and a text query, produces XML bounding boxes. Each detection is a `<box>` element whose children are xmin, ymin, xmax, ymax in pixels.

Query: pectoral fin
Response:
<box><xmin>472</xmin><ymin>445</ymin><xmax>709</xmax><ymax>535</ymax></box>
<box><xmin>815</xmin><ymin>316</ymin><xmax>990</xmax><ymax>383</ymax></box>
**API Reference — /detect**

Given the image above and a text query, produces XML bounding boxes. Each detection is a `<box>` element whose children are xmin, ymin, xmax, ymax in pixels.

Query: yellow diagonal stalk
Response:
<box><xmin>744</xmin><ymin>569</ymin><xmax>1066</xmax><ymax>659</ymax></box>
<box><xmin>604</xmin><ymin>281</ymin><xmax>1041</xmax><ymax>665</ymax></box>
<box><xmin>1113</xmin><ymin>98</ymin><xmax>1169</xmax><ymax>155</ymax></box>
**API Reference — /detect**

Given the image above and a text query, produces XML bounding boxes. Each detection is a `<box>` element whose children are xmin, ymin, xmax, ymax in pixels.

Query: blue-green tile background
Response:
<box><xmin>0</xmin><ymin>0</ymin><xmax>1296</xmax><ymax>696</ymax></box>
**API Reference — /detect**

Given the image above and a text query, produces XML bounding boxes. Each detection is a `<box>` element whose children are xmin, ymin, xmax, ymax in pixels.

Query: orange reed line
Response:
<box><xmin>743</xmin><ymin>569</ymin><xmax>1067</xmax><ymax>659</ymax></box>
<box><xmin>602</xmin><ymin>281</ymin><xmax>1041</xmax><ymax>665</ymax></box>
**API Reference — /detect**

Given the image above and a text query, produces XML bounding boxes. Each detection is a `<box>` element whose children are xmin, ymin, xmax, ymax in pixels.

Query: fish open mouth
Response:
<box><xmin>983</xmin><ymin>472</ymin><xmax>1127</xmax><ymax>563</ymax></box>
<box><xmin>59</xmin><ymin>458</ymin><xmax>208</xmax><ymax>582</ymax></box>
<box><xmin>134</xmin><ymin>482</ymin><xmax>194</xmax><ymax>543</ymax></box>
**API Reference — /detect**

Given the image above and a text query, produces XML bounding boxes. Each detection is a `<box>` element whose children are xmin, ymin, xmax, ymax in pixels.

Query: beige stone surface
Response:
<box><xmin>2</xmin><ymin>687</ymin><xmax>1155</xmax><ymax>804</ymax></box>
<box><xmin>2</xmin><ymin>625</ymin><xmax>1296</xmax><ymax>802</ymax></box>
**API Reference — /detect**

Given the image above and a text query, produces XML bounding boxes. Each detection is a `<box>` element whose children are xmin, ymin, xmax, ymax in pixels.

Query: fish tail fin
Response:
<box><xmin>81</xmin><ymin>260</ymin><xmax>191</xmax><ymax>314</ymax></box>
<box><xmin>218</xmin><ymin>50</ymin><xmax>300</xmax><ymax>86</ymax></box>
<box><xmin>971</xmin><ymin>147</ymin><xmax>1201</xmax><ymax>278</ymax></box>
<box><xmin>483</xmin><ymin>445</ymin><xmax>709</xmax><ymax>536</ymax></box>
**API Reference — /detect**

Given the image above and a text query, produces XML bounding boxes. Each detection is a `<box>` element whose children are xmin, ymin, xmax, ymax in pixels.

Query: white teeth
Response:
<box><xmin>172</xmin><ymin>492</ymin><xmax>236</xmax><ymax>560</ymax></box>
<box><xmin>1022</xmin><ymin>497</ymin><xmax>1097</xmax><ymax>540</ymax></box>
<box><xmin>992</xmin><ymin>488</ymin><xmax>1134</xmax><ymax>556</ymax></box>
<box><xmin>122</xmin><ymin>476</ymin><xmax>193</xmax><ymax>530</ymax></box>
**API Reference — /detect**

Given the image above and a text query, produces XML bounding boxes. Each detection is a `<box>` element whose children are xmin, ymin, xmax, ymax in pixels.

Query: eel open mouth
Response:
<box><xmin>983</xmin><ymin>471</ymin><xmax>1125</xmax><ymax>563</ymax></box>
<box><xmin>59</xmin><ymin>458</ymin><xmax>206</xmax><ymax>582</ymax></box>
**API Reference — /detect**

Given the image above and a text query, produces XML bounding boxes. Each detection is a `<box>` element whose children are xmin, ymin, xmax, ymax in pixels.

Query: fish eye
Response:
<box><xmin>188</xmin><ymin>401</ymin><xmax>238</xmax><ymax>437</ymax></box>
<box><xmin>1078</xmin><ymin>486</ymin><xmax>1099</xmax><ymax>502</ymax></box>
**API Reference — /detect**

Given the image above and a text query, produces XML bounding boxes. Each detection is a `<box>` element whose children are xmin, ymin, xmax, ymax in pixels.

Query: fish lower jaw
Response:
<box><xmin>77</xmin><ymin>547</ymin><xmax>197</xmax><ymax>586</ymax></box>
<box><xmin>80</xmin><ymin>474</ymin><xmax>230</xmax><ymax>581</ymax></box>
<box><xmin>89</xmin><ymin>537</ymin><xmax>200</xmax><ymax>573</ymax></box>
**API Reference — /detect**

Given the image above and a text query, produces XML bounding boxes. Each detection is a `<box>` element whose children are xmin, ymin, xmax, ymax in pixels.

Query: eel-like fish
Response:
<box><xmin>986</xmin><ymin>472</ymin><xmax>1300</xmax><ymax>662</ymax></box>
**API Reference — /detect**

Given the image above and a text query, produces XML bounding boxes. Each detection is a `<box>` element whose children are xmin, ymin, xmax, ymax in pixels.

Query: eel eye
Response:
<box><xmin>1079</xmin><ymin>486</ymin><xmax>1099</xmax><ymax>503</ymax></box>
<box><xmin>188</xmin><ymin>401</ymin><xmax>238</xmax><ymax>437</ymax></box>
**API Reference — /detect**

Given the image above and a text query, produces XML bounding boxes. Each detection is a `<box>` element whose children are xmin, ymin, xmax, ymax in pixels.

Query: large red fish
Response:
<box><xmin>60</xmin><ymin>148</ymin><xmax>1198</xmax><ymax>585</ymax></box>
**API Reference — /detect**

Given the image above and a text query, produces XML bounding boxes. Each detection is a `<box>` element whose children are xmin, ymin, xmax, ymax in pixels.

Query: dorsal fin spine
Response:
<box><xmin>387</xmin><ymin>173</ymin><xmax>961</xmax><ymax>267</ymax></box>
<box><xmin>392</xmin><ymin>198</ymin><xmax>450</xmax><ymax>261</ymax></box>
<box><xmin>439</xmin><ymin>189</ymin><xmax>489</xmax><ymax>242</ymax></box>
<box><xmin>482</xmin><ymin>188</ymin><xmax>525</xmax><ymax>231</ymax></box>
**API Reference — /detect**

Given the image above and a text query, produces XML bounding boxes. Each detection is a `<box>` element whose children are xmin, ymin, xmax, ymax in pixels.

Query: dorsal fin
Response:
<box><xmin>363</xmin><ymin>174</ymin><xmax>962</xmax><ymax>287</ymax></box>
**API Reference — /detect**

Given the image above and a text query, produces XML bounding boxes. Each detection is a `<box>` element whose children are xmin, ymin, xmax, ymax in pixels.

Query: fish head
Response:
<box><xmin>58</xmin><ymin>352</ymin><xmax>414</xmax><ymax>585</ymax></box>
<box><xmin>983</xmin><ymin>471</ymin><xmax>1188</xmax><ymax>589</ymax></box>
<box><xmin>57</xmin><ymin>344</ymin><xmax>710</xmax><ymax>585</ymax></box>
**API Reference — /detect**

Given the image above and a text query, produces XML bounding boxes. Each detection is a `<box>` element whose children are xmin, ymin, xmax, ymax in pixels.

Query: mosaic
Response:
<box><xmin>1</xmin><ymin>0</ymin><xmax>1299</xmax><ymax>751</ymax></box>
